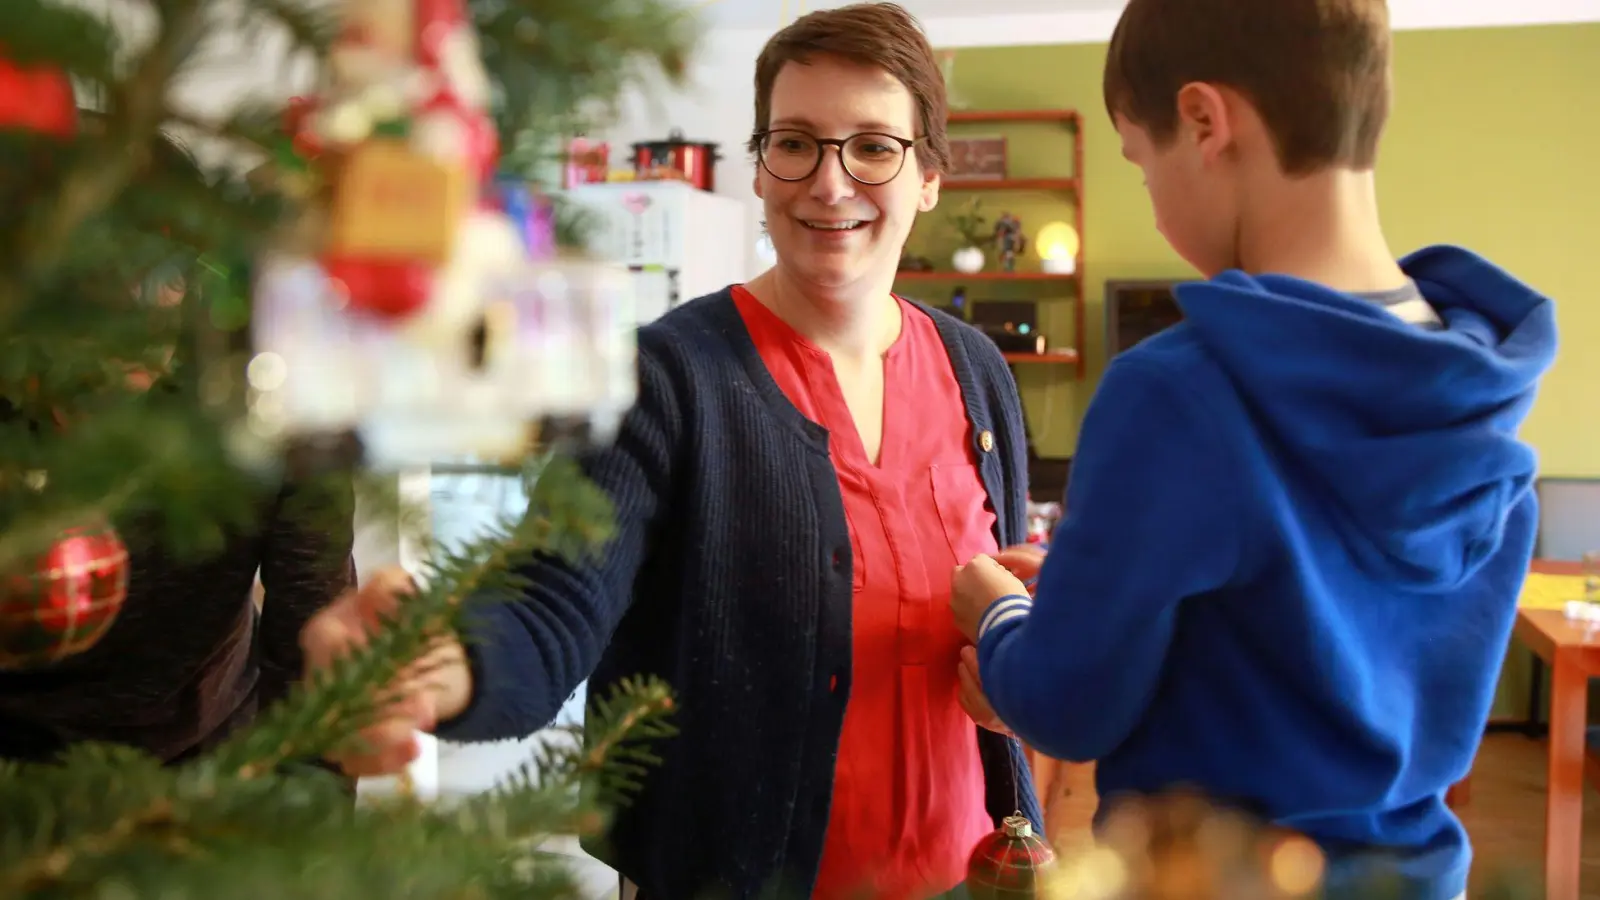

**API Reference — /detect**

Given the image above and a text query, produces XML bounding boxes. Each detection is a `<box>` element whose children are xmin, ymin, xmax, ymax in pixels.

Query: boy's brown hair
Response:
<box><xmin>748</xmin><ymin>2</ymin><xmax>949</xmax><ymax>174</ymax></box>
<box><xmin>1103</xmin><ymin>0</ymin><xmax>1392</xmax><ymax>175</ymax></box>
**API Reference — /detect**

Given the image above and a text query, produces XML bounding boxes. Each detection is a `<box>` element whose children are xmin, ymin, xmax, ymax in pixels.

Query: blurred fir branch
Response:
<box><xmin>0</xmin><ymin>677</ymin><xmax>673</xmax><ymax>900</ymax></box>
<box><xmin>0</xmin><ymin>0</ymin><xmax>692</xmax><ymax>895</ymax></box>
<box><xmin>475</xmin><ymin>0</ymin><xmax>702</xmax><ymax>181</ymax></box>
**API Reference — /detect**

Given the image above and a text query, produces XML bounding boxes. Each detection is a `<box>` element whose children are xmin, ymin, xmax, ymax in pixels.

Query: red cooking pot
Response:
<box><xmin>632</xmin><ymin>129</ymin><xmax>720</xmax><ymax>191</ymax></box>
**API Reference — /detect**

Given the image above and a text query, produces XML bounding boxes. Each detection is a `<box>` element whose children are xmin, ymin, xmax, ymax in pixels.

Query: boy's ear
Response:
<box><xmin>1175</xmin><ymin>82</ymin><xmax>1234</xmax><ymax>164</ymax></box>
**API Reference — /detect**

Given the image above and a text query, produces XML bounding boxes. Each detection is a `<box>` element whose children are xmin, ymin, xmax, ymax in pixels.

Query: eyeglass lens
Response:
<box><xmin>760</xmin><ymin>130</ymin><xmax>907</xmax><ymax>185</ymax></box>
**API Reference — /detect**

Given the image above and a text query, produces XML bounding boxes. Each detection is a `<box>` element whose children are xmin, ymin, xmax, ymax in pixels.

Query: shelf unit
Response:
<box><xmin>897</xmin><ymin>108</ymin><xmax>1086</xmax><ymax>379</ymax></box>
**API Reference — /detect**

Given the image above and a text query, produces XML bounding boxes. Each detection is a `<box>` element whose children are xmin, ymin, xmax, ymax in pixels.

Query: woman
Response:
<box><xmin>304</xmin><ymin>3</ymin><xmax>1042</xmax><ymax>897</ymax></box>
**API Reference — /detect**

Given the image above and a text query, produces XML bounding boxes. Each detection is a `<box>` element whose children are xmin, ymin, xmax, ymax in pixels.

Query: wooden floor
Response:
<box><xmin>1032</xmin><ymin>733</ymin><xmax>1600</xmax><ymax>898</ymax></box>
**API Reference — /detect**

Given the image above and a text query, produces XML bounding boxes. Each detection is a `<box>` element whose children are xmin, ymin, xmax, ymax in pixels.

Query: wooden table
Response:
<box><xmin>1513</xmin><ymin>559</ymin><xmax>1591</xmax><ymax>900</ymax></box>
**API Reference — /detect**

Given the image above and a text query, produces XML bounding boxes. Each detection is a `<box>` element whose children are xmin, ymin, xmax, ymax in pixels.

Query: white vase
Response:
<box><xmin>952</xmin><ymin>246</ymin><xmax>985</xmax><ymax>274</ymax></box>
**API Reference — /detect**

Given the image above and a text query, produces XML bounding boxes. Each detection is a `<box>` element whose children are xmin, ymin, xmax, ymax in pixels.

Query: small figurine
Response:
<box><xmin>992</xmin><ymin>212</ymin><xmax>1026</xmax><ymax>273</ymax></box>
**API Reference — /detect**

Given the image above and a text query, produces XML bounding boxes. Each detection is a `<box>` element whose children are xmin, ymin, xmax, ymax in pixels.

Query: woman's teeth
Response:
<box><xmin>803</xmin><ymin>220</ymin><xmax>866</xmax><ymax>231</ymax></box>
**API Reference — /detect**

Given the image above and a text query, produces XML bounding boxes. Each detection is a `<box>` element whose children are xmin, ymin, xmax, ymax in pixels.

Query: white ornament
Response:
<box><xmin>400</xmin><ymin>210</ymin><xmax>526</xmax><ymax>346</ymax></box>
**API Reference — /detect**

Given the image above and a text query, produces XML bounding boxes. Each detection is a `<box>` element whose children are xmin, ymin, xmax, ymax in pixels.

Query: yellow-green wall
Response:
<box><xmin>923</xmin><ymin>23</ymin><xmax>1599</xmax><ymax>478</ymax></box>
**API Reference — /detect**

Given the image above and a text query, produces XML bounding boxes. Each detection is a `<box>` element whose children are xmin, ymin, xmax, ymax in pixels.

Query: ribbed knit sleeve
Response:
<box><xmin>963</xmin><ymin>329</ymin><xmax>1030</xmax><ymax>545</ymax></box>
<box><xmin>435</xmin><ymin>336</ymin><xmax>683</xmax><ymax>742</ymax></box>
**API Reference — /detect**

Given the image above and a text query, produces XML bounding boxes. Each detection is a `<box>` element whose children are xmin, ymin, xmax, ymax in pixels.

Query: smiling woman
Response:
<box><xmin>302</xmin><ymin>4</ymin><xmax>1041</xmax><ymax>899</ymax></box>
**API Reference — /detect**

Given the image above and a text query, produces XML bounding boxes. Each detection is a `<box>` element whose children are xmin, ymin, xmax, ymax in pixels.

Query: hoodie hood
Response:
<box><xmin>1176</xmin><ymin>245</ymin><xmax>1558</xmax><ymax>591</ymax></box>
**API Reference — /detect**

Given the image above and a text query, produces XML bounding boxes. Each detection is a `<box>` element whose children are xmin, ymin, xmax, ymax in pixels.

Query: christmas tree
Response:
<box><xmin>0</xmin><ymin>0</ymin><xmax>695</xmax><ymax>896</ymax></box>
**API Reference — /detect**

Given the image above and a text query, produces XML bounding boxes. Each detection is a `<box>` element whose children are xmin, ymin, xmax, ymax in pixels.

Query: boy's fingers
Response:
<box><xmin>953</xmin><ymin>640</ymin><xmax>979</xmax><ymax>669</ymax></box>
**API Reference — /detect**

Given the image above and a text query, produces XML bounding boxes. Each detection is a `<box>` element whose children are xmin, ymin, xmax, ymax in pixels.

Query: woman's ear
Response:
<box><xmin>918</xmin><ymin>169</ymin><xmax>940</xmax><ymax>213</ymax></box>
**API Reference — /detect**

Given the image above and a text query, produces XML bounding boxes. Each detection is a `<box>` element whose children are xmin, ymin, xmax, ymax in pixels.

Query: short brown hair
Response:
<box><xmin>1103</xmin><ymin>0</ymin><xmax>1392</xmax><ymax>175</ymax></box>
<box><xmin>748</xmin><ymin>2</ymin><xmax>949</xmax><ymax>174</ymax></box>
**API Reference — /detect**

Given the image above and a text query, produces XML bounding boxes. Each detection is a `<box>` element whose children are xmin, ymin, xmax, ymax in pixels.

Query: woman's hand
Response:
<box><xmin>993</xmin><ymin>543</ymin><xmax>1046</xmax><ymax>589</ymax></box>
<box><xmin>299</xmin><ymin>568</ymin><xmax>474</xmax><ymax>777</ymax></box>
<box><xmin>951</xmin><ymin>553</ymin><xmax>1030</xmax><ymax>643</ymax></box>
<box><xmin>958</xmin><ymin>645</ymin><xmax>1010</xmax><ymax>735</ymax></box>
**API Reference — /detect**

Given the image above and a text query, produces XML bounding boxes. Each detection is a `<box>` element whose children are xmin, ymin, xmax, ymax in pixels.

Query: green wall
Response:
<box><xmin>927</xmin><ymin>23</ymin><xmax>1600</xmax><ymax>487</ymax></box>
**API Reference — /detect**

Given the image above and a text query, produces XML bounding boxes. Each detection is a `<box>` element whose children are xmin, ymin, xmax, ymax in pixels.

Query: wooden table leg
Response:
<box><xmin>1545</xmin><ymin>651</ymin><xmax>1587</xmax><ymax>900</ymax></box>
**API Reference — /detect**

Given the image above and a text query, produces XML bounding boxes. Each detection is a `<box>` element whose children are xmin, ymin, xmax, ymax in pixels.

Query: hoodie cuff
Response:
<box><xmin>978</xmin><ymin>592</ymin><xmax>1032</xmax><ymax>642</ymax></box>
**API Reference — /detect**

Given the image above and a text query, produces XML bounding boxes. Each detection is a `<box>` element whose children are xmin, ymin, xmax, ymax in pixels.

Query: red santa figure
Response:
<box><xmin>308</xmin><ymin>0</ymin><xmax>507</xmax><ymax>322</ymax></box>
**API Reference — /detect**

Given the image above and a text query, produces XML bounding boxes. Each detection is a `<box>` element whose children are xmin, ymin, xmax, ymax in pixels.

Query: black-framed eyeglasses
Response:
<box><xmin>754</xmin><ymin>129</ymin><xmax>921</xmax><ymax>186</ymax></box>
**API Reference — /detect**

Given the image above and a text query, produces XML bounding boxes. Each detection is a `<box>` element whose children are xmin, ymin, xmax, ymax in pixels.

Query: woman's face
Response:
<box><xmin>753</xmin><ymin>55</ymin><xmax>940</xmax><ymax>297</ymax></box>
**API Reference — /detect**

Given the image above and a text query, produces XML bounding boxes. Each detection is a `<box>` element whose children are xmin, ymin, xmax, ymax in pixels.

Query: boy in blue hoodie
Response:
<box><xmin>949</xmin><ymin>1</ymin><xmax>1557</xmax><ymax>897</ymax></box>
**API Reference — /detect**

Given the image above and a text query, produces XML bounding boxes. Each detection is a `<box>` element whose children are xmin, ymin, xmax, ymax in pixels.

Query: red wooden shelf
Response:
<box><xmin>1004</xmin><ymin>350</ymin><xmax>1080</xmax><ymax>366</ymax></box>
<box><xmin>942</xmin><ymin>177</ymin><xmax>1078</xmax><ymax>193</ymax></box>
<box><xmin>948</xmin><ymin>109</ymin><xmax>1081</xmax><ymax>126</ymax></box>
<box><xmin>936</xmin><ymin>106</ymin><xmax>1087</xmax><ymax>384</ymax></box>
<box><xmin>894</xmin><ymin>270</ymin><xmax>1078</xmax><ymax>283</ymax></box>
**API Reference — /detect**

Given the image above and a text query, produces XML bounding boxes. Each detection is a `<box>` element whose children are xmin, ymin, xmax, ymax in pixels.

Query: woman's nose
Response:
<box><xmin>808</xmin><ymin>146</ymin><xmax>856</xmax><ymax>204</ymax></box>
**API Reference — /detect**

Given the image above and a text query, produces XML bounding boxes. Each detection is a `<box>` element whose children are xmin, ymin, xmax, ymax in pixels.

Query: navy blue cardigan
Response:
<box><xmin>436</xmin><ymin>288</ymin><xmax>1043</xmax><ymax>898</ymax></box>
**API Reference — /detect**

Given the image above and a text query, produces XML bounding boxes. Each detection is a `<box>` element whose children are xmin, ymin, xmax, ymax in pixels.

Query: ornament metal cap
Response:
<box><xmin>1002</xmin><ymin>814</ymin><xmax>1033</xmax><ymax>839</ymax></box>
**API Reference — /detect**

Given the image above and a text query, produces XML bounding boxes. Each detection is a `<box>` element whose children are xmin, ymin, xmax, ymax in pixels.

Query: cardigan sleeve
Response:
<box><xmin>966</xmin><ymin>329</ymin><xmax>1031</xmax><ymax>546</ymax></box>
<box><xmin>435</xmin><ymin>339</ymin><xmax>683</xmax><ymax>742</ymax></box>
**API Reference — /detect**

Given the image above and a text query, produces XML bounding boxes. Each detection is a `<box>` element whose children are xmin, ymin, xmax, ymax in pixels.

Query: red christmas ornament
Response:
<box><xmin>0</xmin><ymin>523</ymin><xmax>129</xmax><ymax>669</ymax></box>
<box><xmin>0</xmin><ymin>56</ymin><xmax>77</xmax><ymax>137</ymax></box>
<box><xmin>966</xmin><ymin>814</ymin><xmax>1057</xmax><ymax>900</ymax></box>
<box><xmin>324</xmin><ymin>256</ymin><xmax>434</xmax><ymax>319</ymax></box>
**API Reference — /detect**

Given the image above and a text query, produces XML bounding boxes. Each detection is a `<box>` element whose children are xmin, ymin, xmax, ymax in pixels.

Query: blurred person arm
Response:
<box><xmin>257</xmin><ymin>474</ymin><xmax>357</xmax><ymax>712</ymax></box>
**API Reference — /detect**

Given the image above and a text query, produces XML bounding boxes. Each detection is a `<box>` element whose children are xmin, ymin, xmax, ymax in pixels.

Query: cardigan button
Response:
<box><xmin>978</xmin><ymin>430</ymin><xmax>995</xmax><ymax>453</ymax></box>
<box><xmin>831</xmin><ymin>549</ymin><xmax>844</xmax><ymax>570</ymax></box>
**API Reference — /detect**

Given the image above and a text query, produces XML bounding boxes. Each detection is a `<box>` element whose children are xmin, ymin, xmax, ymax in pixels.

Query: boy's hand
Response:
<box><xmin>951</xmin><ymin>553</ymin><xmax>1030</xmax><ymax>643</ymax></box>
<box><xmin>299</xmin><ymin>568</ymin><xmax>474</xmax><ymax>777</ymax></box>
<box><xmin>958</xmin><ymin>645</ymin><xmax>1011</xmax><ymax>735</ymax></box>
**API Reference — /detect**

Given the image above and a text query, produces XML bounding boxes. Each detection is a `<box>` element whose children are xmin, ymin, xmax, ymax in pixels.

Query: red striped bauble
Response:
<box><xmin>0</xmin><ymin>523</ymin><xmax>128</xmax><ymax>669</ymax></box>
<box><xmin>967</xmin><ymin>814</ymin><xmax>1057</xmax><ymax>900</ymax></box>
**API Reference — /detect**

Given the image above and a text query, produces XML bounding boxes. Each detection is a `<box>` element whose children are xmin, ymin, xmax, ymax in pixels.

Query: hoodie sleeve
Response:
<box><xmin>433</xmin><ymin>341</ymin><xmax>682</xmax><ymax>743</ymax></box>
<box><xmin>976</xmin><ymin>357</ymin><xmax>1244</xmax><ymax>762</ymax></box>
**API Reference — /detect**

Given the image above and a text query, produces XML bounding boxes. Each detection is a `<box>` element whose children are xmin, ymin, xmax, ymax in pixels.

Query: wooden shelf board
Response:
<box><xmin>895</xmin><ymin>270</ymin><xmax>1078</xmax><ymax>282</ymax></box>
<box><xmin>942</xmin><ymin>177</ymin><xmax>1078</xmax><ymax>192</ymax></box>
<box><xmin>948</xmin><ymin>109</ymin><xmax>1080</xmax><ymax>125</ymax></box>
<box><xmin>1003</xmin><ymin>350</ymin><xmax>1080</xmax><ymax>365</ymax></box>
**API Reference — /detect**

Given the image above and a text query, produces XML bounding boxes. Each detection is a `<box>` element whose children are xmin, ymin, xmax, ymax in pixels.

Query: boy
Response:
<box><xmin>950</xmin><ymin>1</ymin><xmax>1557</xmax><ymax>898</ymax></box>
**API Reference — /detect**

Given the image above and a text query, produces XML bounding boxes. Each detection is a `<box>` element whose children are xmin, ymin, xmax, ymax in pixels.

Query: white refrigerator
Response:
<box><xmin>563</xmin><ymin>180</ymin><xmax>752</xmax><ymax>321</ymax></box>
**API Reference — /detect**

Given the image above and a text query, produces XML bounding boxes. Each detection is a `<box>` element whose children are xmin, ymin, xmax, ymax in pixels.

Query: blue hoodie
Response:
<box><xmin>975</xmin><ymin>246</ymin><xmax>1557</xmax><ymax>900</ymax></box>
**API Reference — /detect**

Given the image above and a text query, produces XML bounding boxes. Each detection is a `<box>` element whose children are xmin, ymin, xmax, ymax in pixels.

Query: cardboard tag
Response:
<box><xmin>326</xmin><ymin>140</ymin><xmax>467</xmax><ymax>263</ymax></box>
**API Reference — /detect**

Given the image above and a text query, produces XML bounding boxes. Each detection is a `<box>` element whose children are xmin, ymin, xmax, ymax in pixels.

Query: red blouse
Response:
<box><xmin>731</xmin><ymin>286</ymin><xmax>996</xmax><ymax>900</ymax></box>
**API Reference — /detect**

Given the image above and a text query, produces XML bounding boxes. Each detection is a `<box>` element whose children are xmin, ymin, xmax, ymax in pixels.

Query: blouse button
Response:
<box><xmin>979</xmin><ymin>430</ymin><xmax>995</xmax><ymax>453</ymax></box>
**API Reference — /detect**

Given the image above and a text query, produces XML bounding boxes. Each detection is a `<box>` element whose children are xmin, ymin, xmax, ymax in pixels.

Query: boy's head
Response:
<box><xmin>1104</xmin><ymin>0</ymin><xmax>1393</xmax><ymax>276</ymax></box>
